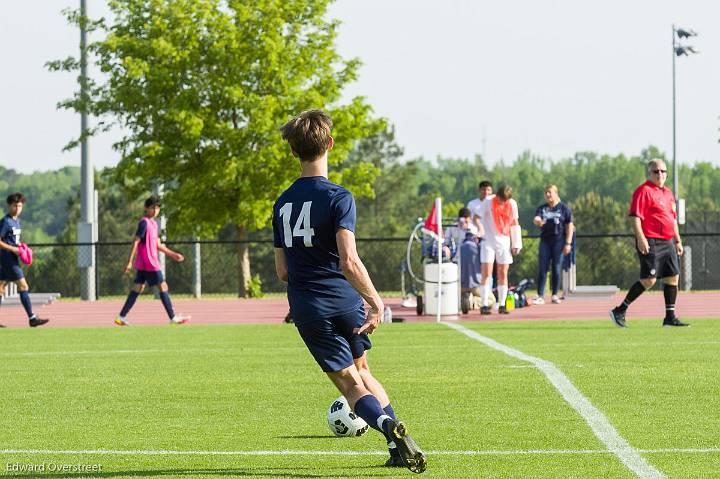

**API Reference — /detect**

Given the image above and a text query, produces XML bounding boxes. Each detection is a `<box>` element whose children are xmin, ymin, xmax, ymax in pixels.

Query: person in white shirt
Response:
<box><xmin>444</xmin><ymin>207</ymin><xmax>479</xmax><ymax>253</ymax></box>
<box><xmin>466</xmin><ymin>181</ymin><xmax>493</xmax><ymax>233</ymax></box>
<box><xmin>476</xmin><ymin>185</ymin><xmax>520</xmax><ymax>315</ymax></box>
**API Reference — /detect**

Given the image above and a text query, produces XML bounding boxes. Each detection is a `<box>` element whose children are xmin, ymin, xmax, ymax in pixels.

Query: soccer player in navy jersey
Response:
<box><xmin>0</xmin><ymin>192</ymin><xmax>49</xmax><ymax>328</ymax></box>
<box><xmin>273</xmin><ymin>110</ymin><xmax>426</xmax><ymax>474</ymax></box>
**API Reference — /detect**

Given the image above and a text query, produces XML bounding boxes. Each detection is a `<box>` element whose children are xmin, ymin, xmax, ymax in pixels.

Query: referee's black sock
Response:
<box><xmin>663</xmin><ymin>284</ymin><xmax>678</xmax><ymax>319</ymax></box>
<box><xmin>618</xmin><ymin>281</ymin><xmax>646</xmax><ymax>312</ymax></box>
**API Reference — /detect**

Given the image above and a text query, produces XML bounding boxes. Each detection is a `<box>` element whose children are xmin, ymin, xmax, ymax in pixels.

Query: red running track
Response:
<box><xmin>0</xmin><ymin>292</ymin><xmax>717</xmax><ymax>328</ymax></box>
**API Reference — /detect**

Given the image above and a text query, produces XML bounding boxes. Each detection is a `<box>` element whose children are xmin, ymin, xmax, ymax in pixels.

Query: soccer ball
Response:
<box><xmin>327</xmin><ymin>396</ymin><xmax>369</xmax><ymax>437</ymax></box>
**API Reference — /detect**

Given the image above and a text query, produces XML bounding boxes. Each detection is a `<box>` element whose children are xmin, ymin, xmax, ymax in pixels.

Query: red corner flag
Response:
<box><xmin>422</xmin><ymin>200</ymin><xmax>443</xmax><ymax>239</ymax></box>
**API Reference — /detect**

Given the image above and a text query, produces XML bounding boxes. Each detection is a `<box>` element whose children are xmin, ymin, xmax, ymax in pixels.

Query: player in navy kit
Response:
<box><xmin>0</xmin><ymin>193</ymin><xmax>49</xmax><ymax>328</ymax></box>
<box><xmin>273</xmin><ymin>110</ymin><xmax>426</xmax><ymax>474</ymax></box>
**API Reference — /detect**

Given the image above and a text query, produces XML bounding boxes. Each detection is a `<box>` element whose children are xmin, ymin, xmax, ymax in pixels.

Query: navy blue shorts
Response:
<box><xmin>295</xmin><ymin>306</ymin><xmax>372</xmax><ymax>373</ymax></box>
<box><xmin>134</xmin><ymin>269</ymin><xmax>165</xmax><ymax>286</ymax></box>
<box><xmin>0</xmin><ymin>262</ymin><xmax>23</xmax><ymax>281</ymax></box>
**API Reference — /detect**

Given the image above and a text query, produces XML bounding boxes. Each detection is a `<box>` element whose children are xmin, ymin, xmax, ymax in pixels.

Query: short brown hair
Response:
<box><xmin>7</xmin><ymin>192</ymin><xmax>26</xmax><ymax>205</ymax></box>
<box><xmin>280</xmin><ymin>110</ymin><xmax>333</xmax><ymax>161</ymax></box>
<box><xmin>497</xmin><ymin>184</ymin><xmax>513</xmax><ymax>201</ymax></box>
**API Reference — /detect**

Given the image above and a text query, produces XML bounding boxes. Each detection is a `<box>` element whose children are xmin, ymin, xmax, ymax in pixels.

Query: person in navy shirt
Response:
<box><xmin>532</xmin><ymin>185</ymin><xmax>574</xmax><ymax>304</ymax></box>
<box><xmin>273</xmin><ymin>110</ymin><xmax>425</xmax><ymax>473</ymax></box>
<box><xmin>0</xmin><ymin>192</ymin><xmax>49</xmax><ymax>328</ymax></box>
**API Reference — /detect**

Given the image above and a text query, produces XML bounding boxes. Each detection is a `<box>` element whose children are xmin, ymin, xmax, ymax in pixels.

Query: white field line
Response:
<box><xmin>0</xmin><ymin>448</ymin><xmax>717</xmax><ymax>456</ymax></box>
<box><xmin>441</xmin><ymin>321</ymin><xmax>666</xmax><ymax>479</ymax></box>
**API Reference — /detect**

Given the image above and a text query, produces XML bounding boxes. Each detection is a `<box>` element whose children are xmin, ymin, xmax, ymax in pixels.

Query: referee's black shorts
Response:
<box><xmin>637</xmin><ymin>238</ymin><xmax>680</xmax><ymax>279</ymax></box>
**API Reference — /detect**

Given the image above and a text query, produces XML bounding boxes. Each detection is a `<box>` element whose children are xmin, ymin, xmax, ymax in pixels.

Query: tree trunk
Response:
<box><xmin>236</xmin><ymin>224</ymin><xmax>251</xmax><ymax>298</ymax></box>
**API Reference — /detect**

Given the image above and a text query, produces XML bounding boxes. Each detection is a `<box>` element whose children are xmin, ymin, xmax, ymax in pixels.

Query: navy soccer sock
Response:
<box><xmin>618</xmin><ymin>281</ymin><xmax>646</xmax><ymax>312</ymax></box>
<box><xmin>383</xmin><ymin>404</ymin><xmax>400</xmax><ymax>451</ymax></box>
<box><xmin>120</xmin><ymin>291</ymin><xmax>140</xmax><ymax>317</ymax></box>
<box><xmin>383</xmin><ymin>404</ymin><xmax>397</xmax><ymax>421</ymax></box>
<box><xmin>19</xmin><ymin>291</ymin><xmax>34</xmax><ymax>318</ymax></box>
<box><xmin>159</xmin><ymin>291</ymin><xmax>175</xmax><ymax>319</ymax></box>
<box><xmin>354</xmin><ymin>394</ymin><xmax>391</xmax><ymax>434</ymax></box>
<box><xmin>663</xmin><ymin>284</ymin><xmax>678</xmax><ymax>319</ymax></box>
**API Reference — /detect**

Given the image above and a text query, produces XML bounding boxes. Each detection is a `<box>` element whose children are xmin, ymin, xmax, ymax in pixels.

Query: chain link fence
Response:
<box><xmin>18</xmin><ymin>232</ymin><xmax>720</xmax><ymax>298</ymax></box>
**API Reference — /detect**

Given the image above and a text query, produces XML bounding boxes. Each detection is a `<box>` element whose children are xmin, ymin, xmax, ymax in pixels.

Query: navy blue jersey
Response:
<box><xmin>535</xmin><ymin>202</ymin><xmax>573</xmax><ymax>239</ymax></box>
<box><xmin>135</xmin><ymin>219</ymin><xmax>147</xmax><ymax>242</ymax></box>
<box><xmin>0</xmin><ymin>214</ymin><xmax>21</xmax><ymax>266</ymax></box>
<box><xmin>272</xmin><ymin>176</ymin><xmax>363</xmax><ymax>322</ymax></box>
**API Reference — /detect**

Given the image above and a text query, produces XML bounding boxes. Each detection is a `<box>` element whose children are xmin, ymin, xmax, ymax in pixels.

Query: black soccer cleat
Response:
<box><xmin>0</xmin><ymin>323</ymin><xmax>6</xmax><ymax>328</ymax></box>
<box><xmin>498</xmin><ymin>306</ymin><xmax>509</xmax><ymax>315</ymax></box>
<box><xmin>29</xmin><ymin>317</ymin><xmax>49</xmax><ymax>328</ymax></box>
<box><xmin>663</xmin><ymin>317</ymin><xmax>689</xmax><ymax>327</ymax></box>
<box><xmin>384</xmin><ymin>448</ymin><xmax>404</xmax><ymax>468</ymax></box>
<box><xmin>480</xmin><ymin>306</ymin><xmax>492</xmax><ymax>315</ymax></box>
<box><xmin>382</xmin><ymin>419</ymin><xmax>426</xmax><ymax>474</ymax></box>
<box><xmin>609</xmin><ymin>308</ymin><xmax>626</xmax><ymax>328</ymax></box>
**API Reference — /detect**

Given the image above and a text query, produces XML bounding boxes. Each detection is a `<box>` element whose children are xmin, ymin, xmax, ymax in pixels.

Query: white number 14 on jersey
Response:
<box><xmin>279</xmin><ymin>201</ymin><xmax>315</xmax><ymax>247</ymax></box>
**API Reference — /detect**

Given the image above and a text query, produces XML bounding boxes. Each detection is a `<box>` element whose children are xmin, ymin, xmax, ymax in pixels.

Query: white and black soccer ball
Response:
<box><xmin>327</xmin><ymin>396</ymin><xmax>369</xmax><ymax>437</ymax></box>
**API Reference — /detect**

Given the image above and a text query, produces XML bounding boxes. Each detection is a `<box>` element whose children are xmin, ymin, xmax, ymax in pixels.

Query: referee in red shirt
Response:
<box><xmin>610</xmin><ymin>159</ymin><xmax>688</xmax><ymax>327</ymax></box>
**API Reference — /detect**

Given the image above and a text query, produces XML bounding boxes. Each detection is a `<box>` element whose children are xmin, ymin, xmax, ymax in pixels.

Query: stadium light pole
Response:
<box><xmin>78</xmin><ymin>0</ymin><xmax>97</xmax><ymax>300</ymax></box>
<box><xmin>672</xmin><ymin>25</ymin><xmax>698</xmax><ymax>212</ymax></box>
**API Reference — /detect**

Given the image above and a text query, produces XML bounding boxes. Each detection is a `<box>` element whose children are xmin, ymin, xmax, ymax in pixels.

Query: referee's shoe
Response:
<box><xmin>663</xmin><ymin>316</ymin><xmax>689</xmax><ymax>327</ymax></box>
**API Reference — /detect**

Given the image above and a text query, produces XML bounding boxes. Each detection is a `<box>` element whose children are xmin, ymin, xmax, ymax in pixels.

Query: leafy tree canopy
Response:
<box><xmin>48</xmin><ymin>0</ymin><xmax>384</xmax><ymax>238</ymax></box>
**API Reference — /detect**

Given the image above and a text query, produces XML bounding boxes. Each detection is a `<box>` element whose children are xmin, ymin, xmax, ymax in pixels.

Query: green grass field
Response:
<box><xmin>1</xmin><ymin>319</ymin><xmax>718</xmax><ymax>478</ymax></box>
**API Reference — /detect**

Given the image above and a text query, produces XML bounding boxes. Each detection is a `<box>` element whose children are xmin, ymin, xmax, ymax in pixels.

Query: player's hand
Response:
<box><xmin>354</xmin><ymin>306</ymin><xmax>383</xmax><ymax>335</ymax></box>
<box><xmin>638</xmin><ymin>237</ymin><xmax>650</xmax><ymax>255</ymax></box>
<box><xmin>511</xmin><ymin>248</ymin><xmax>520</xmax><ymax>255</ymax></box>
<box><xmin>675</xmin><ymin>241</ymin><xmax>683</xmax><ymax>257</ymax></box>
<box><xmin>562</xmin><ymin>244</ymin><xmax>571</xmax><ymax>256</ymax></box>
<box><xmin>123</xmin><ymin>263</ymin><xmax>132</xmax><ymax>274</ymax></box>
<box><xmin>11</xmin><ymin>246</ymin><xmax>20</xmax><ymax>256</ymax></box>
<box><xmin>175</xmin><ymin>253</ymin><xmax>185</xmax><ymax>262</ymax></box>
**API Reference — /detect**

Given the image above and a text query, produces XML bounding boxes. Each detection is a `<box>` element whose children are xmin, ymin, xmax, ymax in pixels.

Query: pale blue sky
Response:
<box><xmin>1</xmin><ymin>0</ymin><xmax>718</xmax><ymax>173</ymax></box>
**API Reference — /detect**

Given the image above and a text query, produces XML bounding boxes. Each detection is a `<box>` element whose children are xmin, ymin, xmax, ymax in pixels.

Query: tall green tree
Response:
<box><xmin>49</xmin><ymin>0</ymin><xmax>383</xmax><ymax>296</ymax></box>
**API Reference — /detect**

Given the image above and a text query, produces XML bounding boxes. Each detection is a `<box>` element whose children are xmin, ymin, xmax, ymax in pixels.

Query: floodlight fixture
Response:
<box><xmin>676</xmin><ymin>28</ymin><xmax>697</xmax><ymax>39</ymax></box>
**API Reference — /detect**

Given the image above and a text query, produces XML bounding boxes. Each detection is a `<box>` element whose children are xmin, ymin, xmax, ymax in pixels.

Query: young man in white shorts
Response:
<box><xmin>476</xmin><ymin>185</ymin><xmax>520</xmax><ymax>315</ymax></box>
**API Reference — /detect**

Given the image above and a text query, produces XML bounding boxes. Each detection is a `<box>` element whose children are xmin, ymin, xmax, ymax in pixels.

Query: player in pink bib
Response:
<box><xmin>116</xmin><ymin>196</ymin><xmax>190</xmax><ymax>326</ymax></box>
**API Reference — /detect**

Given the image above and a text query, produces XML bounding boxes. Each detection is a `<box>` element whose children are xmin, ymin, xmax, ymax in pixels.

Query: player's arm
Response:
<box><xmin>124</xmin><ymin>238</ymin><xmax>140</xmax><ymax>273</ymax></box>
<box><xmin>0</xmin><ymin>223</ymin><xmax>18</xmax><ymax>255</ymax></box>
<box><xmin>473</xmin><ymin>209</ymin><xmax>485</xmax><ymax>237</ymax></box>
<box><xmin>158</xmin><ymin>241</ymin><xmax>184</xmax><ymax>262</ymax></box>
<box><xmin>336</xmin><ymin>228</ymin><xmax>384</xmax><ymax>334</ymax></box>
<box><xmin>510</xmin><ymin>200</ymin><xmax>521</xmax><ymax>254</ymax></box>
<box><xmin>0</xmin><ymin>240</ymin><xmax>19</xmax><ymax>255</ymax></box>
<box><xmin>274</xmin><ymin>248</ymin><xmax>288</xmax><ymax>282</ymax></box>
